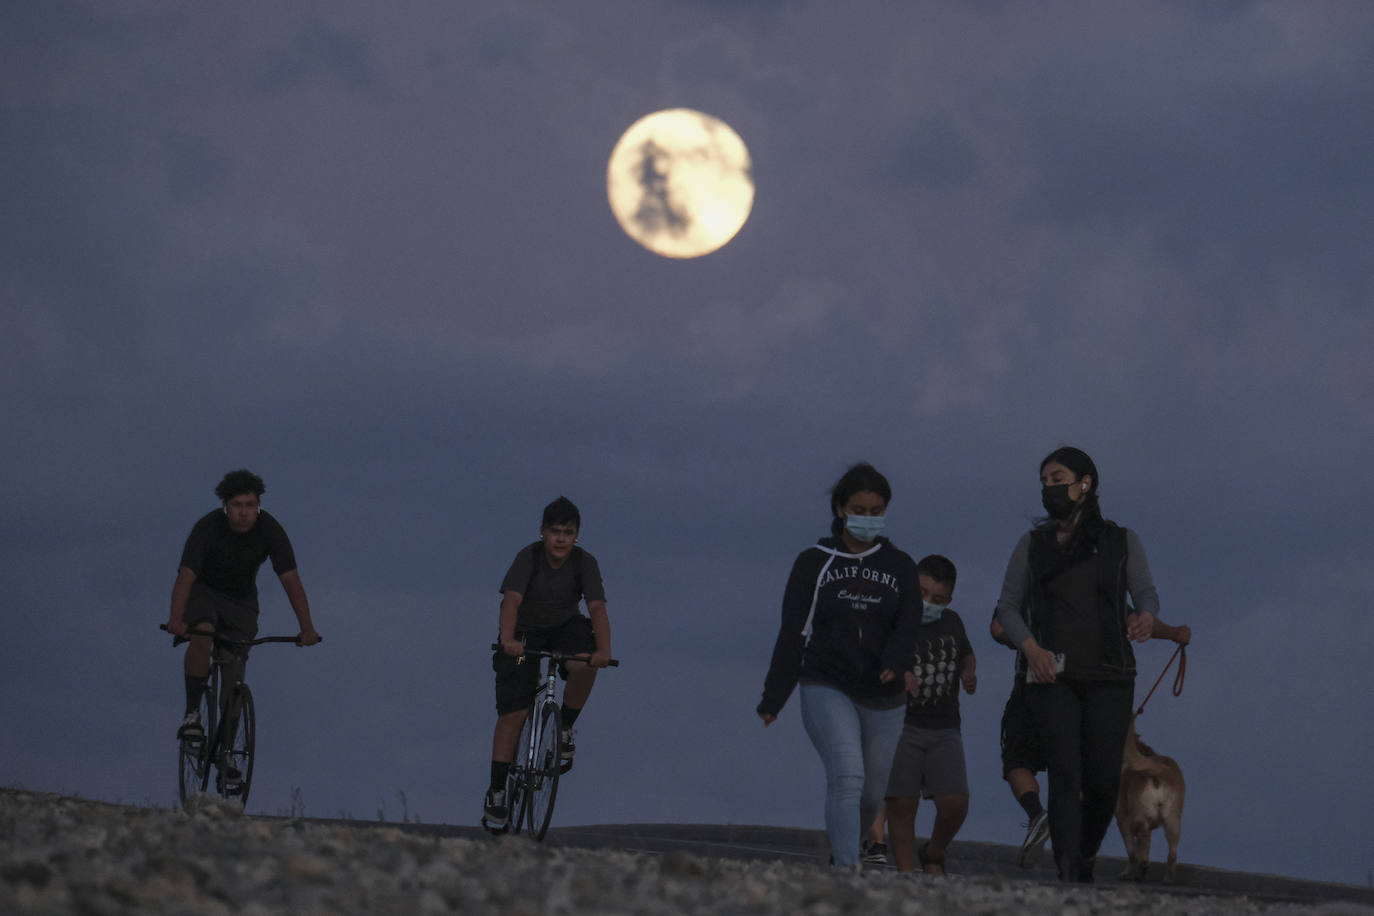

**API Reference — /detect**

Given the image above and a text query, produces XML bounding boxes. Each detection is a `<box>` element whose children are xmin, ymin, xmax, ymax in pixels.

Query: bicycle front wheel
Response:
<box><xmin>178</xmin><ymin>679</ymin><xmax>215</xmax><ymax>808</ymax></box>
<box><xmin>525</xmin><ymin>702</ymin><xmax>562</xmax><ymax>840</ymax></box>
<box><xmin>506</xmin><ymin>710</ymin><xmax>534</xmax><ymax>836</ymax></box>
<box><xmin>218</xmin><ymin>684</ymin><xmax>256</xmax><ymax>805</ymax></box>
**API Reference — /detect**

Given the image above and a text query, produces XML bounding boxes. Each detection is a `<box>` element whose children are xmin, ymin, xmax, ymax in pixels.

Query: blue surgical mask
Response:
<box><xmin>844</xmin><ymin>514</ymin><xmax>885</xmax><ymax>543</ymax></box>
<box><xmin>922</xmin><ymin>601</ymin><xmax>947</xmax><ymax>623</ymax></box>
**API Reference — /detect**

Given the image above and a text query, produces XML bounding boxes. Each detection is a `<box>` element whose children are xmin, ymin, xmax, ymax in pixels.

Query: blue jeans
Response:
<box><xmin>799</xmin><ymin>683</ymin><xmax>906</xmax><ymax>866</ymax></box>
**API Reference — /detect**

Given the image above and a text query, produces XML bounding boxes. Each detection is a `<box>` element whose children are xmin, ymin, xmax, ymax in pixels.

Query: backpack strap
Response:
<box><xmin>523</xmin><ymin>542</ymin><xmax>585</xmax><ymax>599</ymax></box>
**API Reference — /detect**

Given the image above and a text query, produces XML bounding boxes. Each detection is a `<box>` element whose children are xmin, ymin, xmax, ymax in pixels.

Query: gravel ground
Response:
<box><xmin>2</xmin><ymin>789</ymin><xmax>1370</xmax><ymax>916</ymax></box>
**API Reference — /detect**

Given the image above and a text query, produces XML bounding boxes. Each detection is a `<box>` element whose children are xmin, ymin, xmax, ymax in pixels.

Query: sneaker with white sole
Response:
<box><xmin>861</xmin><ymin>840</ymin><xmax>890</xmax><ymax>866</ymax></box>
<box><xmin>177</xmin><ymin>711</ymin><xmax>204</xmax><ymax>740</ymax></box>
<box><xmin>559</xmin><ymin>729</ymin><xmax>576</xmax><ymax>774</ymax></box>
<box><xmin>483</xmin><ymin>788</ymin><xmax>509</xmax><ymax>827</ymax></box>
<box><xmin>1017</xmin><ymin>810</ymin><xmax>1051</xmax><ymax>869</ymax></box>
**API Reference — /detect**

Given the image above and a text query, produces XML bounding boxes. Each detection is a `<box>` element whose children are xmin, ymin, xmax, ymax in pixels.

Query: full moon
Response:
<box><xmin>606</xmin><ymin>108</ymin><xmax>754</xmax><ymax>259</ymax></box>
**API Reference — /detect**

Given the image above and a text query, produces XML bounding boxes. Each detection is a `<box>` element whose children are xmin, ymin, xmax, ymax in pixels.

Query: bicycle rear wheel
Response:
<box><xmin>178</xmin><ymin>676</ymin><xmax>215</xmax><ymax>808</ymax></box>
<box><xmin>525</xmin><ymin>702</ymin><xmax>562</xmax><ymax>840</ymax></box>
<box><xmin>217</xmin><ymin>684</ymin><xmax>256</xmax><ymax>805</ymax></box>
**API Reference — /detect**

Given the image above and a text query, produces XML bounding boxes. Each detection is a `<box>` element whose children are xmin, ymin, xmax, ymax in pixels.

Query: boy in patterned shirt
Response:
<box><xmin>879</xmin><ymin>555</ymin><xmax>975</xmax><ymax>875</ymax></box>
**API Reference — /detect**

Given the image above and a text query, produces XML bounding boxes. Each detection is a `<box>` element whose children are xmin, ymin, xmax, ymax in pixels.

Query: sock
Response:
<box><xmin>490</xmin><ymin>761</ymin><xmax>509</xmax><ymax>793</ymax></box>
<box><xmin>1018</xmin><ymin>790</ymin><xmax>1044</xmax><ymax>820</ymax></box>
<box><xmin>560</xmin><ymin>704</ymin><xmax>582</xmax><ymax>730</ymax></box>
<box><xmin>184</xmin><ymin>676</ymin><xmax>209</xmax><ymax>715</ymax></box>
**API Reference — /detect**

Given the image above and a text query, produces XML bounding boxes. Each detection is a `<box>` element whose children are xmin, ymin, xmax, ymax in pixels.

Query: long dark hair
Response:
<box><xmin>828</xmin><ymin>463</ymin><xmax>891</xmax><ymax>539</ymax></box>
<box><xmin>1032</xmin><ymin>446</ymin><xmax>1108</xmax><ymax>573</ymax></box>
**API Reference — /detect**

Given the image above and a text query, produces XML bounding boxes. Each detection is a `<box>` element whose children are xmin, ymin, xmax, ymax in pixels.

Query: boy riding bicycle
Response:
<box><xmin>484</xmin><ymin>496</ymin><xmax>612</xmax><ymax>828</ymax></box>
<box><xmin>166</xmin><ymin>469</ymin><xmax>321</xmax><ymax>739</ymax></box>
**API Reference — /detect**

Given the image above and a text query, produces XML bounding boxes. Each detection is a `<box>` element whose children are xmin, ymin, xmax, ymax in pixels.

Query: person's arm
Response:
<box><xmin>586</xmin><ymin>598</ymin><xmax>611</xmax><ymax>668</ymax></box>
<box><xmin>759</xmin><ymin>552</ymin><xmax>821</xmax><ymax>725</ymax></box>
<box><xmin>960</xmin><ymin>651</ymin><xmax>977</xmax><ymax>695</ymax></box>
<box><xmin>166</xmin><ymin>566</ymin><xmax>197</xmax><ymax>636</ymax></box>
<box><xmin>497</xmin><ymin>590</ymin><xmax>524</xmax><ymax>656</ymax></box>
<box><xmin>878</xmin><ymin>584</ymin><xmax>923</xmax><ymax>681</ymax></box>
<box><xmin>989</xmin><ymin>615</ymin><xmax>1016</xmax><ymax>650</ymax></box>
<box><xmin>1151</xmin><ymin>617</ymin><xmax>1191</xmax><ymax>646</ymax></box>
<box><xmin>278</xmin><ymin>569</ymin><xmax>320</xmax><ymax>645</ymax></box>
<box><xmin>994</xmin><ymin>534</ymin><xmax>1059</xmax><ymax>682</ymax></box>
<box><xmin>1124</xmin><ymin>529</ymin><xmax>1160</xmax><ymax>643</ymax></box>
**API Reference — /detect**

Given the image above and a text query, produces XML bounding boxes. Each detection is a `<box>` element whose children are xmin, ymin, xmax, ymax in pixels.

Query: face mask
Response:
<box><xmin>921</xmin><ymin>601</ymin><xmax>946</xmax><ymax>623</ymax></box>
<box><xmin>843</xmin><ymin>514</ymin><xmax>885</xmax><ymax>543</ymax></box>
<box><xmin>1041</xmin><ymin>483</ymin><xmax>1077</xmax><ymax>519</ymax></box>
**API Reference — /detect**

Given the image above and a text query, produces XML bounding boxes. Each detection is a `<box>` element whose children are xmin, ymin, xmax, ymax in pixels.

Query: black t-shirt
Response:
<box><xmin>895</xmin><ymin>609</ymin><xmax>973</xmax><ymax>729</ymax></box>
<box><xmin>499</xmin><ymin>542</ymin><xmax>606</xmax><ymax>630</ymax></box>
<box><xmin>178</xmin><ymin>509</ymin><xmax>298</xmax><ymax>607</ymax></box>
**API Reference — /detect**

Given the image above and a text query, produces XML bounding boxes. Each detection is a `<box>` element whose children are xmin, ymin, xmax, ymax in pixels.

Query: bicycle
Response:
<box><xmin>161</xmin><ymin>624</ymin><xmax>307</xmax><ymax>809</ymax></box>
<box><xmin>484</xmin><ymin>645</ymin><xmax>619</xmax><ymax>840</ymax></box>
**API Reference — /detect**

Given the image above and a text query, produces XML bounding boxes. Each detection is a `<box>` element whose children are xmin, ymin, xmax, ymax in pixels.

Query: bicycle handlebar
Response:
<box><xmin>160</xmin><ymin>624</ymin><xmax>319</xmax><ymax>648</ymax></box>
<box><xmin>490</xmin><ymin>643</ymin><xmax>620</xmax><ymax>667</ymax></box>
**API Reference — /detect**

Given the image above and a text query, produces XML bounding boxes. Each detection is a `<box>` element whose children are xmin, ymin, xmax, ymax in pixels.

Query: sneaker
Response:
<box><xmin>1017</xmin><ymin>810</ymin><xmax>1051</xmax><ymax>869</ymax></box>
<box><xmin>483</xmin><ymin>788</ymin><xmax>509</xmax><ymax>827</ymax></box>
<box><xmin>559</xmin><ymin>729</ymin><xmax>576</xmax><ymax>774</ymax></box>
<box><xmin>861</xmin><ymin>840</ymin><xmax>889</xmax><ymax>866</ymax></box>
<box><xmin>177</xmin><ymin>711</ymin><xmax>204</xmax><ymax>739</ymax></box>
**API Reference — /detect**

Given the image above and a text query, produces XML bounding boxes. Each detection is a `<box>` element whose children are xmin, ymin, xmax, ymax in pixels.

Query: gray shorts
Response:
<box><xmin>885</xmin><ymin>724</ymin><xmax>969</xmax><ymax>799</ymax></box>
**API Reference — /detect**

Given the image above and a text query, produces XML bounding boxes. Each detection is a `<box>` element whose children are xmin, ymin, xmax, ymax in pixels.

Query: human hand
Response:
<box><xmin>903</xmin><ymin>670</ymin><xmax>921</xmax><ymax>697</ymax></box>
<box><xmin>961</xmin><ymin>667</ymin><xmax>977</xmax><ymax>695</ymax></box>
<box><xmin>297</xmin><ymin>628</ymin><xmax>322</xmax><ymax>646</ymax></box>
<box><xmin>588</xmin><ymin>648</ymin><xmax>612</xmax><ymax>669</ymax></box>
<box><xmin>165</xmin><ymin>618</ymin><xmax>188</xmax><ymax>637</ymax></box>
<box><xmin>500</xmin><ymin>636</ymin><xmax>525</xmax><ymax>658</ymax></box>
<box><xmin>1128</xmin><ymin>611</ymin><xmax>1155</xmax><ymax>643</ymax></box>
<box><xmin>1026</xmin><ymin>646</ymin><xmax>1059</xmax><ymax>683</ymax></box>
<box><xmin>1173</xmin><ymin>624</ymin><xmax>1191</xmax><ymax>646</ymax></box>
<box><xmin>759</xmin><ymin>712</ymin><xmax>777</xmax><ymax>727</ymax></box>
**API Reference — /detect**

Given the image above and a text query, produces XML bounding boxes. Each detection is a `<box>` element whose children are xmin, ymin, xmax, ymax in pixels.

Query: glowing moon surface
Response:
<box><xmin>606</xmin><ymin>108</ymin><xmax>754</xmax><ymax>259</ymax></box>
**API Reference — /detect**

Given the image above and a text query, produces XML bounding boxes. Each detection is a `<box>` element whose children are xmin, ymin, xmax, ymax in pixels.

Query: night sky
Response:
<box><xmin>4</xmin><ymin>1</ymin><xmax>1372</xmax><ymax>885</ymax></box>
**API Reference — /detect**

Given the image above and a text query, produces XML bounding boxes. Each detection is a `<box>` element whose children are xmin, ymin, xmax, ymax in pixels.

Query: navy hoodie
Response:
<box><xmin>758</xmin><ymin>536</ymin><xmax>921</xmax><ymax>716</ymax></box>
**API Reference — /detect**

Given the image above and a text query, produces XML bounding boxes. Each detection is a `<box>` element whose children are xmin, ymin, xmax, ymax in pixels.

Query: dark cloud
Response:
<box><xmin>252</xmin><ymin>17</ymin><xmax>382</xmax><ymax>95</ymax></box>
<box><xmin>879</xmin><ymin>110</ymin><xmax>980</xmax><ymax>189</ymax></box>
<box><xmin>466</xmin><ymin>11</ymin><xmax>549</xmax><ymax>72</ymax></box>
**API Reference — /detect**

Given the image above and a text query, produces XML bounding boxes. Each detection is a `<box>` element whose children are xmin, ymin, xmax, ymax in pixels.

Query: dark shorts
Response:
<box><xmin>1000</xmin><ymin>679</ymin><xmax>1046</xmax><ymax>777</ymax></box>
<box><xmin>886</xmin><ymin>724</ymin><xmax>968</xmax><ymax>799</ymax></box>
<box><xmin>184</xmin><ymin>581</ymin><xmax>259</xmax><ymax>641</ymax></box>
<box><xmin>493</xmin><ymin>615</ymin><xmax>596</xmax><ymax>715</ymax></box>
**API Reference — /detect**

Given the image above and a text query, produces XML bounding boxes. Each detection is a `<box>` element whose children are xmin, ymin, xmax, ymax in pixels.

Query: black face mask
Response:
<box><xmin>1041</xmin><ymin>483</ymin><xmax>1077</xmax><ymax>519</ymax></box>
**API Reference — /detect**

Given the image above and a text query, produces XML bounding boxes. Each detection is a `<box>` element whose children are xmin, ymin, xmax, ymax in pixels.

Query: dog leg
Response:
<box><xmin>1163</xmin><ymin>811</ymin><xmax>1181</xmax><ymax>884</ymax></box>
<box><xmin>1136</xmin><ymin>822</ymin><xmax>1155</xmax><ymax>881</ymax></box>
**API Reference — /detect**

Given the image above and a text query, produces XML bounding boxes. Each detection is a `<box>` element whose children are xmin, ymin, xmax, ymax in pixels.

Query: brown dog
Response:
<box><xmin>1115</xmin><ymin>715</ymin><xmax>1185</xmax><ymax>883</ymax></box>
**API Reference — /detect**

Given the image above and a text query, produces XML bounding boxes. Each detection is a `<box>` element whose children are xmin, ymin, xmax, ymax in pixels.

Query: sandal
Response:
<box><xmin>918</xmin><ymin>842</ymin><xmax>946</xmax><ymax>876</ymax></box>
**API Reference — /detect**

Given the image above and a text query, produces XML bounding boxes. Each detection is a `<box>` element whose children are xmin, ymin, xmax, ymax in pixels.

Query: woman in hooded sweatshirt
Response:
<box><xmin>993</xmin><ymin>446</ymin><xmax>1160</xmax><ymax>883</ymax></box>
<box><xmin>758</xmin><ymin>462</ymin><xmax>921</xmax><ymax>868</ymax></box>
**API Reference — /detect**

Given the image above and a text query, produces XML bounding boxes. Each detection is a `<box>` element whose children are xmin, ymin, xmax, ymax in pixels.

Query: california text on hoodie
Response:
<box><xmin>758</xmin><ymin>536</ymin><xmax>921</xmax><ymax>717</ymax></box>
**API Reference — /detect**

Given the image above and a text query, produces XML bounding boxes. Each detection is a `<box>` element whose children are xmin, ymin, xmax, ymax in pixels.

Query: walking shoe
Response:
<box><xmin>1016</xmin><ymin>810</ymin><xmax>1050</xmax><ymax>869</ymax></box>
<box><xmin>559</xmin><ymin>729</ymin><xmax>576</xmax><ymax>774</ymax></box>
<box><xmin>483</xmin><ymin>788</ymin><xmax>509</xmax><ymax>827</ymax></box>
<box><xmin>177</xmin><ymin>711</ymin><xmax>204</xmax><ymax>739</ymax></box>
<box><xmin>861</xmin><ymin>840</ymin><xmax>889</xmax><ymax>866</ymax></box>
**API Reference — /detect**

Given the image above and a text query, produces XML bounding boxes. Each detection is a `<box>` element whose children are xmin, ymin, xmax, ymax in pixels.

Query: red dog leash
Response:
<box><xmin>1135</xmin><ymin>643</ymin><xmax>1186</xmax><ymax>717</ymax></box>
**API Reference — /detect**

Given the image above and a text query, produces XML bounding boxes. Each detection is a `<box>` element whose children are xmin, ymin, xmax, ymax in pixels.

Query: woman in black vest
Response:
<box><xmin>992</xmin><ymin>447</ymin><xmax>1160</xmax><ymax>882</ymax></box>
